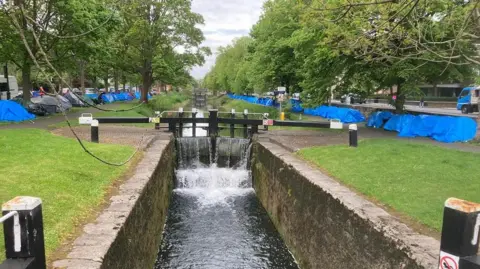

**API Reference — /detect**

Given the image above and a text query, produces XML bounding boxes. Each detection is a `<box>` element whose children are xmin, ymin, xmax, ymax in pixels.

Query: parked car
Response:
<box><xmin>340</xmin><ymin>93</ymin><xmax>366</xmax><ymax>104</ymax></box>
<box><xmin>457</xmin><ymin>86</ymin><xmax>480</xmax><ymax>114</ymax></box>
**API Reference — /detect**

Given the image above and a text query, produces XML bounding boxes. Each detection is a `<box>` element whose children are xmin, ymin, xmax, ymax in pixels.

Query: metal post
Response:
<box><xmin>91</xmin><ymin>120</ymin><xmax>99</xmax><ymax>143</ymax></box>
<box><xmin>349</xmin><ymin>124</ymin><xmax>358</xmax><ymax>147</ymax></box>
<box><xmin>192</xmin><ymin>108</ymin><xmax>197</xmax><ymax>138</ymax></box>
<box><xmin>439</xmin><ymin>198</ymin><xmax>480</xmax><ymax>269</ymax></box>
<box><xmin>243</xmin><ymin>109</ymin><xmax>248</xmax><ymax>139</ymax></box>
<box><xmin>168</xmin><ymin>122</ymin><xmax>175</xmax><ymax>133</ymax></box>
<box><xmin>209</xmin><ymin>109</ymin><xmax>218</xmax><ymax>163</ymax></box>
<box><xmin>0</xmin><ymin>196</ymin><xmax>46</xmax><ymax>269</ymax></box>
<box><xmin>230</xmin><ymin>109</ymin><xmax>235</xmax><ymax>138</ymax></box>
<box><xmin>208</xmin><ymin>109</ymin><xmax>218</xmax><ymax>137</ymax></box>
<box><xmin>178</xmin><ymin>108</ymin><xmax>184</xmax><ymax>138</ymax></box>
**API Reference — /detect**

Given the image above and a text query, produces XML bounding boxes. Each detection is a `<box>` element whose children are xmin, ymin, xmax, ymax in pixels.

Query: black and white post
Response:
<box><xmin>0</xmin><ymin>196</ymin><xmax>46</xmax><ymax>269</ymax></box>
<box><xmin>192</xmin><ymin>108</ymin><xmax>197</xmax><ymax>138</ymax></box>
<box><xmin>439</xmin><ymin>198</ymin><xmax>480</xmax><ymax>269</ymax></box>
<box><xmin>243</xmin><ymin>109</ymin><xmax>248</xmax><ymax>139</ymax></box>
<box><xmin>349</xmin><ymin>124</ymin><xmax>358</xmax><ymax>147</ymax></box>
<box><xmin>178</xmin><ymin>107</ymin><xmax>184</xmax><ymax>137</ymax></box>
<box><xmin>230</xmin><ymin>109</ymin><xmax>235</xmax><ymax>138</ymax></box>
<box><xmin>91</xmin><ymin>120</ymin><xmax>99</xmax><ymax>143</ymax></box>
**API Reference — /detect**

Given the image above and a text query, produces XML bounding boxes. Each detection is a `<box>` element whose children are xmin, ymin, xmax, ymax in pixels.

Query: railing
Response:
<box><xmin>79</xmin><ymin>108</ymin><xmax>359</xmax><ymax>146</ymax></box>
<box><xmin>0</xmin><ymin>197</ymin><xmax>46</xmax><ymax>269</ymax></box>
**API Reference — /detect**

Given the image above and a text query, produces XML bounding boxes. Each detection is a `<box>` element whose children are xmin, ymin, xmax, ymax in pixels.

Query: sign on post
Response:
<box><xmin>262</xmin><ymin>119</ymin><xmax>274</xmax><ymax>126</ymax></box>
<box><xmin>439</xmin><ymin>251</ymin><xmax>458</xmax><ymax>269</ymax></box>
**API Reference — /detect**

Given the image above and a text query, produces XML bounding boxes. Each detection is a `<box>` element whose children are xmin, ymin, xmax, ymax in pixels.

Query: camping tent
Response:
<box><xmin>56</xmin><ymin>95</ymin><xmax>72</xmax><ymax>112</ymax></box>
<box><xmin>64</xmin><ymin>92</ymin><xmax>85</xmax><ymax>107</ymax></box>
<box><xmin>29</xmin><ymin>96</ymin><xmax>61</xmax><ymax>115</ymax></box>
<box><xmin>0</xmin><ymin>100</ymin><xmax>35</xmax><ymax>122</ymax></box>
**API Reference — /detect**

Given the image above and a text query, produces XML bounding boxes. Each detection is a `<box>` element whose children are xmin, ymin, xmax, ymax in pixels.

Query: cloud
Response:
<box><xmin>189</xmin><ymin>0</ymin><xmax>264</xmax><ymax>79</ymax></box>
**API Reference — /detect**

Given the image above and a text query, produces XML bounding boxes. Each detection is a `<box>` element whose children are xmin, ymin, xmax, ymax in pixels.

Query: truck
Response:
<box><xmin>457</xmin><ymin>86</ymin><xmax>480</xmax><ymax>114</ymax></box>
<box><xmin>0</xmin><ymin>75</ymin><xmax>19</xmax><ymax>100</ymax></box>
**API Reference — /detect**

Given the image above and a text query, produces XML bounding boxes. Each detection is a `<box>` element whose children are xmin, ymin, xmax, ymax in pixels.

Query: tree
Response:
<box><xmin>249</xmin><ymin>0</ymin><xmax>302</xmax><ymax>93</ymax></box>
<box><xmin>119</xmin><ymin>0</ymin><xmax>209</xmax><ymax>103</ymax></box>
<box><xmin>0</xmin><ymin>0</ymin><xmax>117</xmax><ymax>103</ymax></box>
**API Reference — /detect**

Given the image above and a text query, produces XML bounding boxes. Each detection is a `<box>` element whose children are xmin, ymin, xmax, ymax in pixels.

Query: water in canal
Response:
<box><xmin>154</xmin><ymin>135</ymin><xmax>299</xmax><ymax>268</ymax></box>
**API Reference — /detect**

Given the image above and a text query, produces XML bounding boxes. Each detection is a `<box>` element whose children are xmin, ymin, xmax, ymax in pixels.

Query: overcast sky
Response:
<box><xmin>190</xmin><ymin>0</ymin><xmax>264</xmax><ymax>79</ymax></box>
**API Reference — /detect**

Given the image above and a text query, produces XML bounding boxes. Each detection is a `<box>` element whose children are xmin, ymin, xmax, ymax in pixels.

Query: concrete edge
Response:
<box><xmin>52</xmin><ymin>134</ymin><xmax>173</xmax><ymax>269</ymax></box>
<box><xmin>257</xmin><ymin>140</ymin><xmax>440</xmax><ymax>268</ymax></box>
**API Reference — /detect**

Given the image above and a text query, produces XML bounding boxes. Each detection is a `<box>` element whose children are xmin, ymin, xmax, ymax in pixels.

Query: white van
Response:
<box><xmin>0</xmin><ymin>76</ymin><xmax>19</xmax><ymax>100</ymax></box>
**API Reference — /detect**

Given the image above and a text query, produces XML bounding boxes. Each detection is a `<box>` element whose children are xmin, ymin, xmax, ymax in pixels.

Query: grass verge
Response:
<box><xmin>50</xmin><ymin>93</ymin><xmax>190</xmax><ymax>129</ymax></box>
<box><xmin>0</xmin><ymin>129</ymin><xmax>134</xmax><ymax>259</ymax></box>
<box><xmin>297</xmin><ymin>139</ymin><xmax>480</xmax><ymax>232</ymax></box>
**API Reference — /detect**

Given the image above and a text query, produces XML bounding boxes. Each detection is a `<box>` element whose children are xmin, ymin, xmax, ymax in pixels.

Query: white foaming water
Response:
<box><xmin>175</xmin><ymin>166</ymin><xmax>253</xmax><ymax>207</ymax></box>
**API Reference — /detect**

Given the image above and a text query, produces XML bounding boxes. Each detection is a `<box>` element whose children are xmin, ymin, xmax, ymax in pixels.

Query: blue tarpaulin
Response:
<box><xmin>367</xmin><ymin>111</ymin><xmax>393</xmax><ymax>128</ymax></box>
<box><xmin>303</xmin><ymin>105</ymin><xmax>365</xmax><ymax>123</ymax></box>
<box><xmin>85</xmin><ymin>93</ymin><xmax>98</xmax><ymax>99</ymax></box>
<box><xmin>290</xmin><ymin>99</ymin><xmax>303</xmax><ymax>113</ymax></box>
<box><xmin>226</xmin><ymin>94</ymin><xmax>364</xmax><ymax>123</ymax></box>
<box><xmin>382</xmin><ymin>114</ymin><xmax>477</xmax><ymax>143</ymax></box>
<box><xmin>0</xmin><ymin>100</ymin><xmax>35</xmax><ymax>122</ymax></box>
<box><xmin>101</xmin><ymin>93</ymin><xmax>115</xmax><ymax>103</ymax></box>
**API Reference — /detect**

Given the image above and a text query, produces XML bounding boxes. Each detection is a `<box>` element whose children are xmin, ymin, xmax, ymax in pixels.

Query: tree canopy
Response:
<box><xmin>0</xmin><ymin>0</ymin><xmax>209</xmax><ymax>103</ymax></box>
<box><xmin>204</xmin><ymin>0</ymin><xmax>479</xmax><ymax>112</ymax></box>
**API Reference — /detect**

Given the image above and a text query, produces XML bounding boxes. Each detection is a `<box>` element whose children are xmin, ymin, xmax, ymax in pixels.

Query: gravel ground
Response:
<box><xmin>51</xmin><ymin>125</ymin><xmax>171</xmax><ymax>149</ymax></box>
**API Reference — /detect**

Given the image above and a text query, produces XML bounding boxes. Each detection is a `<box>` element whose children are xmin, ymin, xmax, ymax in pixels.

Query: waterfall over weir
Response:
<box><xmin>154</xmin><ymin>137</ymin><xmax>298</xmax><ymax>269</ymax></box>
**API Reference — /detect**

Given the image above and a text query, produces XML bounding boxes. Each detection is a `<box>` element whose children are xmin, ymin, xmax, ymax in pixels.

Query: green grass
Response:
<box><xmin>0</xmin><ymin>129</ymin><xmax>134</xmax><ymax>259</ymax></box>
<box><xmin>297</xmin><ymin>139</ymin><xmax>480</xmax><ymax>232</ymax></box>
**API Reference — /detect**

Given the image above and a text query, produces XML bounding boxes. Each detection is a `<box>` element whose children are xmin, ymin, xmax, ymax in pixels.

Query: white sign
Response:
<box><xmin>78</xmin><ymin>113</ymin><xmax>93</xmax><ymax>125</ymax></box>
<box><xmin>439</xmin><ymin>251</ymin><xmax>459</xmax><ymax>269</ymax></box>
<box><xmin>277</xmin><ymin>94</ymin><xmax>285</xmax><ymax>102</ymax></box>
<box><xmin>263</xmin><ymin>119</ymin><xmax>274</xmax><ymax>126</ymax></box>
<box><xmin>277</xmin><ymin>87</ymin><xmax>286</xmax><ymax>92</ymax></box>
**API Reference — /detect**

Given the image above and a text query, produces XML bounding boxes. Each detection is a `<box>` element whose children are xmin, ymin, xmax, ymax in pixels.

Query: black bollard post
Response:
<box><xmin>91</xmin><ymin>120</ymin><xmax>99</xmax><ymax>143</ymax></box>
<box><xmin>439</xmin><ymin>198</ymin><xmax>480</xmax><ymax>269</ymax></box>
<box><xmin>178</xmin><ymin>108</ymin><xmax>184</xmax><ymax>138</ymax></box>
<box><xmin>263</xmin><ymin>113</ymin><xmax>269</xmax><ymax>131</ymax></box>
<box><xmin>0</xmin><ymin>196</ymin><xmax>46</xmax><ymax>269</ymax></box>
<box><xmin>243</xmin><ymin>109</ymin><xmax>248</xmax><ymax>139</ymax></box>
<box><xmin>349</xmin><ymin>124</ymin><xmax>358</xmax><ymax>147</ymax></box>
<box><xmin>230</xmin><ymin>109</ymin><xmax>235</xmax><ymax>138</ymax></box>
<box><xmin>192</xmin><ymin>109</ymin><xmax>197</xmax><ymax>138</ymax></box>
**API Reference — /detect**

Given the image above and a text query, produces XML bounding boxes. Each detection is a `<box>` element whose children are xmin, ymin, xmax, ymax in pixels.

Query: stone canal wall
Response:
<box><xmin>53</xmin><ymin>136</ymin><xmax>175</xmax><ymax>269</ymax></box>
<box><xmin>252</xmin><ymin>140</ymin><xmax>440</xmax><ymax>269</ymax></box>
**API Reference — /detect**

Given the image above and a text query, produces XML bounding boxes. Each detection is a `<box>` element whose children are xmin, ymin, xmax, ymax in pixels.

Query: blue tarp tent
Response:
<box><xmin>367</xmin><ymin>111</ymin><xmax>393</xmax><ymax>128</ymax></box>
<box><xmin>0</xmin><ymin>100</ymin><xmax>35</xmax><ymax>122</ymax></box>
<box><xmin>382</xmin><ymin>114</ymin><xmax>477</xmax><ymax>143</ymax></box>
<box><xmin>85</xmin><ymin>93</ymin><xmax>98</xmax><ymax>99</ymax></box>
<box><xmin>290</xmin><ymin>99</ymin><xmax>303</xmax><ymax>113</ymax></box>
<box><xmin>226</xmin><ymin>94</ymin><xmax>364</xmax><ymax>123</ymax></box>
<box><xmin>102</xmin><ymin>93</ymin><xmax>115</xmax><ymax>103</ymax></box>
<box><xmin>304</xmin><ymin>105</ymin><xmax>365</xmax><ymax>123</ymax></box>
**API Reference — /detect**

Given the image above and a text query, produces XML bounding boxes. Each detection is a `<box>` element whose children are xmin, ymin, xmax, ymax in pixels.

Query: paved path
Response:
<box><xmin>260</xmin><ymin>126</ymin><xmax>480</xmax><ymax>153</ymax></box>
<box><xmin>332</xmin><ymin>100</ymin><xmax>478</xmax><ymax>118</ymax></box>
